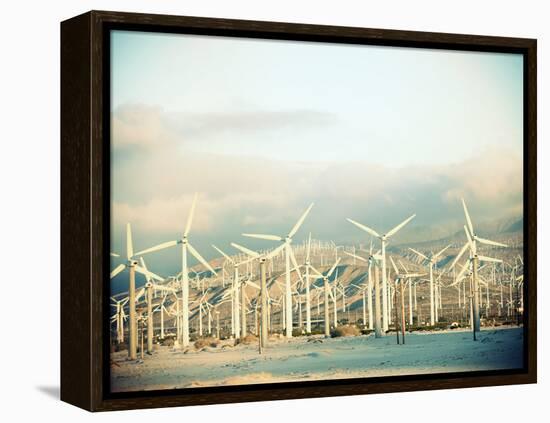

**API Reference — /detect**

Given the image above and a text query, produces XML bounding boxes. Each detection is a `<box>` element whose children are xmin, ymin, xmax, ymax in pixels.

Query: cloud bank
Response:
<box><xmin>111</xmin><ymin>104</ymin><xmax>523</xmax><ymax>263</ymax></box>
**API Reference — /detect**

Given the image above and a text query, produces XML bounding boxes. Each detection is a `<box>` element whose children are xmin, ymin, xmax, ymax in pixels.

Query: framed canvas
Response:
<box><xmin>60</xmin><ymin>10</ymin><xmax>537</xmax><ymax>411</ymax></box>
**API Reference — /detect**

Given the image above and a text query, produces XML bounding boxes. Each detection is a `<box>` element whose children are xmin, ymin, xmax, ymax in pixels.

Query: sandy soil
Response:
<box><xmin>110</xmin><ymin>326</ymin><xmax>523</xmax><ymax>392</ymax></box>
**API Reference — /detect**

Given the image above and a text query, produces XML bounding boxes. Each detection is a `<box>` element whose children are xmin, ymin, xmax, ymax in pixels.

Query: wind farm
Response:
<box><xmin>108</xmin><ymin>30</ymin><xmax>525</xmax><ymax>392</ymax></box>
<box><xmin>109</xmin><ymin>195</ymin><xmax>525</xmax><ymax>392</ymax></box>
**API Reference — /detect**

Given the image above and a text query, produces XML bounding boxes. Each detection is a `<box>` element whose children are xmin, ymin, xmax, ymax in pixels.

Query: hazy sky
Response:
<box><xmin>110</xmin><ymin>29</ymin><xmax>523</xmax><ymax>280</ymax></box>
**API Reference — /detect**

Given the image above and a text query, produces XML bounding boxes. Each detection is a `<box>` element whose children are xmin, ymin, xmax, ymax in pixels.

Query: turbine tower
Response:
<box><xmin>110</xmin><ymin>223</ymin><xmax>164</xmax><ymax>360</ymax></box>
<box><xmin>242</xmin><ymin>203</ymin><xmax>314</xmax><ymax>338</ymax></box>
<box><xmin>134</xmin><ymin>194</ymin><xmax>217</xmax><ymax>348</ymax></box>
<box><xmin>344</xmin><ymin>241</ymin><xmax>381</xmax><ymax>330</ymax></box>
<box><xmin>408</xmin><ymin>244</ymin><xmax>450</xmax><ymax>325</ymax></box>
<box><xmin>346</xmin><ymin>214</ymin><xmax>416</xmax><ymax>331</ymax></box>
<box><xmin>229</xmin><ymin>241</ymin><xmax>286</xmax><ymax>350</ymax></box>
<box><xmin>212</xmin><ymin>244</ymin><xmax>254</xmax><ymax>339</ymax></box>
<box><xmin>450</xmin><ymin>199</ymin><xmax>507</xmax><ymax>333</ymax></box>
<box><xmin>308</xmin><ymin>258</ymin><xmax>341</xmax><ymax>337</ymax></box>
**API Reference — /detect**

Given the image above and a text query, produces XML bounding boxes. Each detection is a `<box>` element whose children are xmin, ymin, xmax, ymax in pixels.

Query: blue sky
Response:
<box><xmin>111</xmin><ymin>30</ymin><xmax>522</xmax><ymax>166</ymax></box>
<box><xmin>110</xmin><ymin>30</ymin><xmax>523</xmax><ymax>280</ymax></box>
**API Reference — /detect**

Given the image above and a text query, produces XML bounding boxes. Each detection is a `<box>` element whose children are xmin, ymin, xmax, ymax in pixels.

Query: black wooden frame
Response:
<box><xmin>61</xmin><ymin>10</ymin><xmax>537</xmax><ymax>412</ymax></box>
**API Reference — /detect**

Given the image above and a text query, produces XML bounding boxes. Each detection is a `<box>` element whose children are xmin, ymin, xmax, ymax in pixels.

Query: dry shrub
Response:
<box><xmin>194</xmin><ymin>337</ymin><xmax>219</xmax><ymax>349</ymax></box>
<box><xmin>162</xmin><ymin>338</ymin><xmax>174</xmax><ymax>347</ymax></box>
<box><xmin>235</xmin><ymin>334</ymin><xmax>258</xmax><ymax>345</ymax></box>
<box><xmin>331</xmin><ymin>325</ymin><xmax>361</xmax><ymax>338</ymax></box>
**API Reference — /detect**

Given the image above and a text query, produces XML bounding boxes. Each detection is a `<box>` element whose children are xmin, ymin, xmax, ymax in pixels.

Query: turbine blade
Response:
<box><xmin>478</xmin><ymin>255</ymin><xmax>503</xmax><ymax>264</ymax></box>
<box><xmin>327</xmin><ymin>258</ymin><xmax>341</xmax><ymax>278</ymax></box>
<box><xmin>307</xmin><ymin>265</ymin><xmax>324</xmax><ymax>278</ymax></box>
<box><xmin>242</xmin><ymin>233</ymin><xmax>283</xmax><ymax>241</ymax></box>
<box><xmin>184</xmin><ymin>193</ymin><xmax>198</xmax><ymax>237</ymax></box>
<box><xmin>461</xmin><ymin>198</ymin><xmax>474</xmax><ymax>236</ymax></box>
<box><xmin>110</xmin><ymin>263</ymin><xmax>126</xmax><ymax>279</ymax></box>
<box><xmin>288</xmin><ymin>203</ymin><xmax>314</xmax><ymax>238</ymax></box>
<box><xmin>386</xmin><ymin>214</ymin><xmax>416</xmax><ymax>238</ymax></box>
<box><xmin>231</xmin><ymin>242</ymin><xmax>260</xmax><ymax>258</ymax></box>
<box><xmin>212</xmin><ymin>244</ymin><xmax>234</xmax><ymax>264</ymax></box>
<box><xmin>389</xmin><ymin>256</ymin><xmax>399</xmax><ymax>276</ymax></box>
<box><xmin>245</xmin><ymin>280</ymin><xmax>261</xmax><ymax>290</ymax></box>
<box><xmin>343</xmin><ymin>251</ymin><xmax>367</xmax><ymax>263</ymax></box>
<box><xmin>434</xmin><ymin>244</ymin><xmax>451</xmax><ymax>260</ymax></box>
<box><xmin>464</xmin><ymin>225</ymin><xmax>475</xmax><ymax>251</ymax></box>
<box><xmin>346</xmin><ymin>218</ymin><xmax>380</xmax><ymax>238</ymax></box>
<box><xmin>450</xmin><ymin>242</ymin><xmax>469</xmax><ymax>269</ymax></box>
<box><xmin>139</xmin><ymin>257</ymin><xmax>152</xmax><ymax>282</ymax></box>
<box><xmin>187</xmin><ymin>243</ymin><xmax>217</xmax><ymax>275</ymax></box>
<box><xmin>135</xmin><ymin>240</ymin><xmax>178</xmax><ymax>256</ymax></box>
<box><xmin>126</xmin><ymin>223</ymin><xmax>133</xmax><ymax>259</ymax></box>
<box><xmin>265</xmin><ymin>243</ymin><xmax>286</xmax><ymax>259</ymax></box>
<box><xmin>409</xmin><ymin>247</ymin><xmax>429</xmax><ymax>261</ymax></box>
<box><xmin>456</xmin><ymin>260</ymin><xmax>470</xmax><ymax>282</ymax></box>
<box><xmin>289</xmin><ymin>246</ymin><xmax>304</xmax><ymax>286</ymax></box>
<box><xmin>476</xmin><ymin>237</ymin><xmax>508</xmax><ymax>248</ymax></box>
<box><xmin>135</xmin><ymin>265</ymin><xmax>164</xmax><ymax>282</ymax></box>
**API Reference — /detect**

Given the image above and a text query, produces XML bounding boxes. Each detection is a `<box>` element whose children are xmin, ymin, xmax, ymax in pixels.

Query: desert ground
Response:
<box><xmin>111</xmin><ymin>326</ymin><xmax>523</xmax><ymax>392</ymax></box>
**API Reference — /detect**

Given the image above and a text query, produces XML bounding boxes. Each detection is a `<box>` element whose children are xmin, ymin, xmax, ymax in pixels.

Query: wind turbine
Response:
<box><xmin>344</xmin><ymin>243</ymin><xmax>382</xmax><ymax>330</ymax></box>
<box><xmin>308</xmin><ymin>258</ymin><xmax>340</xmax><ymax>337</ymax></box>
<box><xmin>110</xmin><ymin>223</ymin><xmax>164</xmax><ymax>360</ymax></box>
<box><xmin>389</xmin><ymin>257</ymin><xmax>426</xmax><ymax>334</ymax></box>
<box><xmin>408</xmin><ymin>244</ymin><xmax>450</xmax><ymax>325</ymax></box>
<box><xmin>230</xmin><ymin>241</ymin><xmax>286</xmax><ymax>349</ymax></box>
<box><xmin>350</xmin><ymin>275</ymin><xmax>369</xmax><ymax>328</ymax></box>
<box><xmin>396</xmin><ymin>259</ymin><xmax>426</xmax><ymax>325</ymax></box>
<box><xmin>346</xmin><ymin>214</ymin><xmax>416</xmax><ymax>331</ymax></box>
<box><xmin>242</xmin><ymin>203</ymin><xmax>314</xmax><ymax>338</ymax></box>
<box><xmin>301</xmin><ymin>233</ymin><xmax>317</xmax><ymax>333</ymax></box>
<box><xmin>212</xmin><ymin>244</ymin><xmax>255</xmax><ymax>339</ymax></box>
<box><xmin>134</xmin><ymin>193</ymin><xmax>217</xmax><ymax>348</ymax></box>
<box><xmin>450</xmin><ymin>198</ymin><xmax>507</xmax><ymax>333</ymax></box>
<box><xmin>110</xmin><ymin>296</ymin><xmax>128</xmax><ymax>344</ymax></box>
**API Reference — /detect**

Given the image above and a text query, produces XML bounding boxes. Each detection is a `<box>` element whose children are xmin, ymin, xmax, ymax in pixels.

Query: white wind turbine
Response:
<box><xmin>408</xmin><ymin>244</ymin><xmax>451</xmax><ymax>326</ymax></box>
<box><xmin>110</xmin><ymin>296</ymin><xmax>128</xmax><ymax>344</ymax></box>
<box><xmin>212</xmin><ymin>244</ymin><xmax>255</xmax><ymax>339</ymax></box>
<box><xmin>242</xmin><ymin>203</ymin><xmax>314</xmax><ymax>338</ymax></box>
<box><xmin>110</xmin><ymin>223</ymin><xmax>164</xmax><ymax>360</ymax></box>
<box><xmin>346</xmin><ymin>214</ymin><xmax>415</xmax><ymax>331</ymax></box>
<box><xmin>230</xmin><ymin>242</ymin><xmax>286</xmax><ymax>349</ymax></box>
<box><xmin>389</xmin><ymin>257</ymin><xmax>426</xmax><ymax>327</ymax></box>
<box><xmin>300</xmin><ymin>232</ymin><xmax>317</xmax><ymax>333</ymax></box>
<box><xmin>134</xmin><ymin>193</ymin><xmax>217</xmax><ymax>348</ymax></box>
<box><xmin>450</xmin><ymin>198</ymin><xmax>507</xmax><ymax>333</ymax></box>
<box><xmin>350</xmin><ymin>274</ymin><xmax>369</xmax><ymax>327</ymax></box>
<box><xmin>344</xmin><ymin>242</ymin><xmax>382</xmax><ymax>330</ymax></box>
<box><xmin>308</xmin><ymin>258</ymin><xmax>341</xmax><ymax>337</ymax></box>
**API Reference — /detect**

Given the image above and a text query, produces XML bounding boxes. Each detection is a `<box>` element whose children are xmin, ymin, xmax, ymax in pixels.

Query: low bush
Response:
<box><xmin>292</xmin><ymin>328</ymin><xmax>305</xmax><ymax>337</ymax></box>
<box><xmin>194</xmin><ymin>337</ymin><xmax>219</xmax><ymax>349</ymax></box>
<box><xmin>331</xmin><ymin>325</ymin><xmax>361</xmax><ymax>337</ymax></box>
<box><xmin>160</xmin><ymin>338</ymin><xmax>174</xmax><ymax>347</ymax></box>
<box><xmin>235</xmin><ymin>334</ymin><xmax>258</xmax><ymax>345</ymax></box>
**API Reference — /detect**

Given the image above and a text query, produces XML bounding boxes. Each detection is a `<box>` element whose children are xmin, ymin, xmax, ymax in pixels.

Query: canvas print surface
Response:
<box><xmin>109</xmin><ymin>30</ymin><xmax>525</xmax><ymax>393</ymax></box>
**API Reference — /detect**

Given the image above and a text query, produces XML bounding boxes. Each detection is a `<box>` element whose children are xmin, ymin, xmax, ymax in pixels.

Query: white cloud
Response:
<box><xmin>111</xmin><ymin>105</ymin><xmax>524</xmax><ymax>249</ymax></box>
